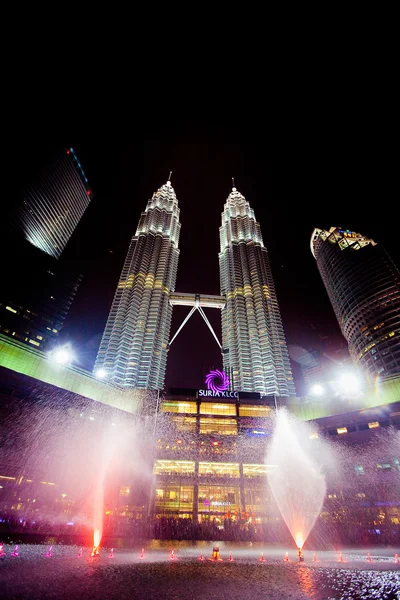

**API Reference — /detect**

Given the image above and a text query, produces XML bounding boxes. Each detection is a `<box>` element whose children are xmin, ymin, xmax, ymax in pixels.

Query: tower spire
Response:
<box><xmin>168</xmin><ymin>171</ymin><xmax>172</xmax><ymax>182</ymax></box>
<box><xmin>232</xmin><ymin>177</ymin><xmax>235</xmax><ymax>190</ymax></box>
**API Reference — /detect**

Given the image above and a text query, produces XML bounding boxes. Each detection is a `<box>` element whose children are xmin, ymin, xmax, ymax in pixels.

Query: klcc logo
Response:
<box><xmin>198</xmin><ymin>369</ymin><xmax>239</xmax><ymax>398</ymax></box>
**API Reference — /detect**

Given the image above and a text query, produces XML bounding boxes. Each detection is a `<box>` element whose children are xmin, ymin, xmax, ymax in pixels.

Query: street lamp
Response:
<box><xmin>94</xmin><ymin>368</ymin><xmax>107</xmax><ymax>379</ymax></box>
<box><xmin>49</xmin><ymin>345</ymin><xmax>75</xmax><ymax>366</ymax></box>
<box><xmin>311</xmin><ymin>384</ymin><xmax>325</xmax><ymax>397</ymax></box>
<box><xmin>337</xmin><ymin>372</ymin><xmax>361</xmax><ymax>395</ymax></box>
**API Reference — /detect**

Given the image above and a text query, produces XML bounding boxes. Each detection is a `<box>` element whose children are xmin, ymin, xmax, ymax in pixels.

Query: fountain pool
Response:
<box><xmin>0</xmin><ymin>542</ymin><xmax>399</xmax><ymax>600</ymax></box>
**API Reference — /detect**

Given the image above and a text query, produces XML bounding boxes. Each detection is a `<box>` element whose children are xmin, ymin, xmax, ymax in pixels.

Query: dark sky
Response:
<box><xmin>11</xmin><ymin>120</ymin><xmax>400</xmax><ymax>395</ymax></box>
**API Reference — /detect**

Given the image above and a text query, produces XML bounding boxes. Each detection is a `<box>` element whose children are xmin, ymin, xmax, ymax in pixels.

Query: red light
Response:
<box><xmin>212</xmin><ymin>441</ymin><xmax>219</xmax><ymax>446</ymax></box>
<box><xmin>87</xmin><ymin>190</ymin><xmax>91</xmax><ymax>195</ymax></box>
<box><xmin>66</xmin><ymin>150</ymin><xmax>70</xmax><ymax>154</ymax></box>
<box><xmin>176</xmin><ymin>439</ymin><xmax>183</xmax><ymax>444</ymax></box>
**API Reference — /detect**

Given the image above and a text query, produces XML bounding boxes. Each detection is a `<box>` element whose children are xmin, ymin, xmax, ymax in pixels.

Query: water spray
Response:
<box><xmin>297</xmin><ymin>547</ymin><xmax>304</xmax><ymax>562</ymax></box>
<box><xmin>169</xmin><ymin>549</ymin><xmax>176</xmax><ymax>560</ymax></box>
<box><xmin>77</xmin><ymin>548</ymin><xmax>83</xmax><ymax>558</ymax></box>
<box><xmin>108</xmin><ymin>548</ymin><xmax>114</xmax><ymax>559</ymax></box>
<box><xmin>259</xmin><ymin>552</ymin><xmax>266</xmax><ymax>562</ymax></box>
<box><xmin>198</xmin><ymin>552</ymin><xmax>204</xmax><ymax>561</ymax></box>
<box><xmin>45</xmin><ymin>546</ymin><xmax>53</xmax><ymax>558</ymax></box>
<box><xmin>140</xmin><ymin>548</ymin><xmax>144</xmax><ymax>559</ymax></box>
<box><xmin>0</xmin><ymin>542</ymin><xmax>6</xmax><ymax>557</ymax></box>
<box><xmin>284</xmin><ymin>552</ymin><xmax>289</xmax><ymax>562</ymax></box>
<box><xmin>11</xmin><ymin>545</ymin><xmax>19</xmax><ymax>557</ymax></box>
<box><xmin>229</xmin><ymin>552</ymin><xmax>233</xmax><ymax>562</ymax></box>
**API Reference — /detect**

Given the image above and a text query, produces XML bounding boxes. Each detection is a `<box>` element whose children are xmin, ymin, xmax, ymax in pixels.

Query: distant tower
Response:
<box><xmin>19</xmin><ymin>147</ymin><xmax>92</xmax><ymax>258</ymax></box>
<box><xmin>219</xmin><ymin>185</ymin><xmax>295</xmax><ymax>396</ymax></box>
<box><xmin>94</xmin><ymin>180</ymin><xmax>181</xmax><ymax>389</ymax></box>
<box><xmin>311</xmin><ymin>227</ymin><xmax>400</xmax><ymax>383</ymax></box>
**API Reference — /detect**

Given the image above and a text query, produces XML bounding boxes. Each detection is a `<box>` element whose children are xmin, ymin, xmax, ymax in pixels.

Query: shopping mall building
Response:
<box><xmin>0</xmin><ymin>335</ymin><xmax>399</xmax><ymax>544</ymax></box>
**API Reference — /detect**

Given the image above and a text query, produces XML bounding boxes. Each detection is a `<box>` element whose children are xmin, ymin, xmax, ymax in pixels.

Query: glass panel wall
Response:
<box><xmin>198</xmin><ymin>485</ymin><xmax>240</xmax><ymax>514</ymax></box>
<box><xmin>244</xmin><ymin>488</ymin><xmax>269</xmax><ymax>513</ymax></box>
<box><xmin>154</xmin><ymin>460</ymin><xmax>195</xmax><ymax>476</ymax></box>
<box><xmin>171</xmin><ymin>416</ymin><xmax>197</xmax><ymax>431</ymax></box>
<box><xmin>239</xmin><ymin>405</ymin><xmax>274</xmax><ymax>418</ymax></box>
<box><xmin>199</xmin><ymin>418</ymin><xmax>237</xmax><ymax>435</ymax></box>
<box><xmin>154</xmin><ymin>485</ymin><xmax>194</xmax><ymax>512</ymax></box>
<box><xmin>243</xmin><ymin>464</ymin><xmax>268</xmax><ymax>478</ymax></box>
<box><xmin>161</xmin><ymin>401</ymin><xmax>197</xmax><ymax>414</ymax></box>
<box><xmin>200</xmin><ymin>403</ymin><xmax>236</xmax><ymax>416</ymax></box>
<box><xmin>198</xmin><ymin>462</ymin><xmax>240</xmax><ymax>478</ymax></box>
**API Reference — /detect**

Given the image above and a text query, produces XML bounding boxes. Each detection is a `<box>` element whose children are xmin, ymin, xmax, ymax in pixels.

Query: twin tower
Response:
<box><xmin>94</xmin><ymin>180</ymin><xmax>296</xmax><ymax>397</ymax></box>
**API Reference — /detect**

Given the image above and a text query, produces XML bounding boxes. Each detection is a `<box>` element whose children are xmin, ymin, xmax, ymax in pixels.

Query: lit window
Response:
<box><xmin>309</xmin><ymin>432</ymin><xmax>319</xmax><ymax>440</ymax></box>
<box><xmin>119</xmin><ymin>486</ymin><xmax>130</xmax><ymax>496</ymax></box>
<box><xmin>36</xmin><ymin>335</ymin><xmax>43</xmax><ymax>340</ymax></box>
<box><xmin>337</xmin><ymin>427</ymin><xmax>348</xmax><ymax>435</ymax></box>
<box><xmin>5</xmin><ymin>306</ymin><xmax>17</xmax><ymax>313</ymax></box>
<box><xmin>29</xmin><ymin>339</ymin><xmax>40</xmax><ymax>346</ymax></box>
<box><xmin>368</xmin><ymin>421</ymin><xmax>380</xmax><ymax>429</ymax></box>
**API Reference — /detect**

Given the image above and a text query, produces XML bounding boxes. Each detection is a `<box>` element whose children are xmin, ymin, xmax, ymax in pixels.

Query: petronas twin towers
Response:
<box><xmin>94</xmin><ymin>180</ymin><xmax>295</xmax><ymax>397</ymax></box>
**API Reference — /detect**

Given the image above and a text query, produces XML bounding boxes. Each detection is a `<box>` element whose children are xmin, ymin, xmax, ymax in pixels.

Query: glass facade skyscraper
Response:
<box><xmin>0</xmin><ymin>240</ymin><xmax>81</xmax><ymax>350</ymax></box>
<box><xmin>94</xmin><ymin>180</ymin><xmax>181</xmax><ymax>389</ymax></box>
<box><xmin>219</xmin><ymin>187</ymin><xmax>295</xmax><ymax>396</ymax></box>
<box><xmin>311</xmin><ymin>227</ymin><xmax>400</xmax><ymax>383</ymax></box>
<box><xmin>20</xmin><ymin>147</ymin><xmax>92</xmax><ymax>259</ymax></box>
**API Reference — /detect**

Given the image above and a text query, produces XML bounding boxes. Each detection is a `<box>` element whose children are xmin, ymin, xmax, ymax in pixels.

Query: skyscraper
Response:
<box><xmin>94</xmin><ymin>180</ymin><xmax>181</xmax><ymax>389</ymax></box>
<box><xmin>0</xmin><ymin>147</ymin><xmax>88</xmax><ymax>351</ymax></box>
<box><xmin>0</xmin><ymin>240</ymin><xmax>81</xmax><ymax>350</ymax></box>
<box><xmin>311</xmin><ymin>227</ymin><xmax>400</xmax><ymax>383</ymax></box>
<box><xmin>219</xmin><ymin>186</ymin><xmax>295</xmax><ymax>396</ymax></box>
<box><xmin>19</xmin><ymin>147</ymin><xmax>92</xmax><ymax>259</ymax></box>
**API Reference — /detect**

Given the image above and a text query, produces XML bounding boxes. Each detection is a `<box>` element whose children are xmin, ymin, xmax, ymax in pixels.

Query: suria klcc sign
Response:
<box><xmin>198</xmin><ymin>369</ymin><xmax>239</xmax><ymax>398</ymax></box>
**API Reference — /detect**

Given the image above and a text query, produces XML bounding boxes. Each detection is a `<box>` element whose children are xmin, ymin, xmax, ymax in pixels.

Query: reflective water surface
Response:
<box><xmin>0</xmin><ymin>543</ymin><xmax>399</xmax><ymax>600</ymax></box>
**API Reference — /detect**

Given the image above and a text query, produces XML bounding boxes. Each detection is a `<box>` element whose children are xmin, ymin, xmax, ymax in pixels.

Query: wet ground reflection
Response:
<box><xmin>0</xmin><ymin>544</ymin><xmax>399</xmax><ymax>599</ymax></box>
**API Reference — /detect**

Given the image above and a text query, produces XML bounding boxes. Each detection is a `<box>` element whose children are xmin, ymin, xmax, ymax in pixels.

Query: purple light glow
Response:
<box><xmin>205</xmin><ymin>369</ymin><xmax>230</xmax><ymax>393</ymax></box>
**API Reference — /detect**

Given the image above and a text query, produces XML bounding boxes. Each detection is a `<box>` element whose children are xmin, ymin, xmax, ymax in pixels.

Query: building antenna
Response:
<box><xmin>168</xmin><ymin>171</ymin><xmax>172</xmax><ymax>182</ymax></box>
<box><xmin>232</xmin><ymin>177</ymin><xmax>235</xmax><ymax>189</ymax></box>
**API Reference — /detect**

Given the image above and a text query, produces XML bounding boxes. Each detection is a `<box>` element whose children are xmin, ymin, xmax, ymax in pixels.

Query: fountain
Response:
<box><xmin>266</xmin><ymin>408</ymin><xmax>329</xmax><ymax>556</ymax></box>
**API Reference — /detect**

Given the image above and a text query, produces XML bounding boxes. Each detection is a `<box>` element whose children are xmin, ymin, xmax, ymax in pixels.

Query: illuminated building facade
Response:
<box><xmin>151</xmin><ymin>389</ymin><xmax>275</xmax><ymax>526</ymax></box>
<box><xmin>0</xmin><ymin>344</ymin><xmax>399</xmax><ymax>543</ymax></box>
<box><xmin>19</xmin><ymin>147</ymin><xmax>92</xmax><ymax>259</ymax></box>
<box><xmin>219</xmin><ymin>187</ymin><xmax>295</xmax><ymax>396</ymax></box>
<box><xmin>94</xmin><ymin>180</ymin><xmax>181</xmax><ymax>389</ymax></box>
<box><xmin>311</xmin><ymin>227</ymin><xmax>400</xmax><ymax>383</ymax></box>
<box><xmin>150</xmin><ymin>389</ymin><xmax>400</xmax><ymax>537</ymax></box>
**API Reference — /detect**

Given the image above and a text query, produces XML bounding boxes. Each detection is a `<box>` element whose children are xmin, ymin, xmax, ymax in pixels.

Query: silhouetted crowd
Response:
<box><xmin>1</xmin><ymin>512</ymin><xmax>399</xmax><ymax>547</ymax></box>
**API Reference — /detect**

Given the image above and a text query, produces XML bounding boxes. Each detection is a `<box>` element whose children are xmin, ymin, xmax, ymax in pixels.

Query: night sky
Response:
<box><xmin>11</xmin><ymin>120</ymin><xmax>400</xmax><ymax>395</ymax></box>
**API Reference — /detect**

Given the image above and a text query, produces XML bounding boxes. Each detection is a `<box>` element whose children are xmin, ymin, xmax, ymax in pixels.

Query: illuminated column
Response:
<box><xmin>311</xmin><ymin>227</ymin><xmax>400</xmax><ymax>383</ymax></box>
<box><xmin>219</xmin><ymin>186</ymin><xmax>295</xmax><ymax>396</ymax></box>
<box><xmin>95</xmin><ymin>180</ymin><xmax>180</xmax><ymax>389</ymax></box>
